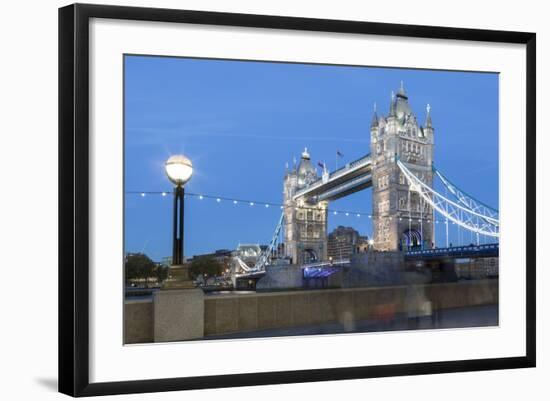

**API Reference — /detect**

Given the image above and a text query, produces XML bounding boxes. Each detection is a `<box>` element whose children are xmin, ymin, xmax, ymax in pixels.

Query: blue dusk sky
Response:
<box><xmin>124</xmin><ymin>55</ymin><xmax>499</xmax><ymax>262</ymax></box>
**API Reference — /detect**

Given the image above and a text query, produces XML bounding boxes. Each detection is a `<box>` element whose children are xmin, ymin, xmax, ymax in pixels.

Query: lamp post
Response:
<box><xmin>165</xmin><ymin>155</ymin><xmax>193</xmax><ymax>265</ymax></box>
<box><xmin>154</xmin><ymin>155</ymin><xmax>204</xmax><ymax>343</ymax></box>
<box><xmin>163</xmin><ymin>155</ymin><xmax>193</xmax><ymax>289</ymax></box>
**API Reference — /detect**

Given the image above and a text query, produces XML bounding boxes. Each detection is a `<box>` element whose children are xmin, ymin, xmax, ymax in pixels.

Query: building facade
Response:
<box><xmin>283</xmin><ymin>148</ymin><xmax>328</xmax><ymax>265</ymax></box>
<box><xmin>370</xmin><ymin>83</ymin><xmax>435</xmax><ymax>251</ymax></box>
<box><xmin>327</xmin><ymin>226</ymin><xmax>369</xmax><ymax>260</ymax></box>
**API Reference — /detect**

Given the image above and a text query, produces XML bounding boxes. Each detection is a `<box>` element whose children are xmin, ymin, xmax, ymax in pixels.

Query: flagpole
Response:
<box><xmin>336</xmin><ymin>150</ymin><xmax>343</xmax><ymax>170</ymax></box>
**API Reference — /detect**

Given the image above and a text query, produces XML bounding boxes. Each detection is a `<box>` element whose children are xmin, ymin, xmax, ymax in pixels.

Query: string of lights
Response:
<box><xmin>126</xmin><ymin>190</ymin><xmax>455</xmax><ymax>224</ymax></box>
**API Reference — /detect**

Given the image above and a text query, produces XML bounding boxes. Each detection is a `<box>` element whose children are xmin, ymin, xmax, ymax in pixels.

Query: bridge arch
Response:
<box><xmin>302</xmin><ymin>248</ymin><xmax>318</xmax><ymax>264</ymax></box>
<box><xmin>402</xmin><ymin>229</ymin><xmax>422</xmax><ymax>249</ymax></box>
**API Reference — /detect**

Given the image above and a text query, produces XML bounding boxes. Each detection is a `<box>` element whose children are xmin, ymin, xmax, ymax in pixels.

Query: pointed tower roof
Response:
<box><xmin>371</xmin><ymin>102</ymin><xmax>379</xmax><ymax>128</ymax></box>
<box><xmin>426</xmin><ymin>103</ymin><xmax>432</xmax><ymax>128</ymax></box>
<box><xmin>397</xmin><ymin>80</ymin><xmax>408</xmax><ymax>99</ymax></box>
<box><xmin>394</xmin><ymin>82</ymin><xmax>411</xmax><ymax>119</ymax></box>
<box><xmin>389</xmin><ymin>91</ymin><xmax>396</xmax><ymax>117</ymax></box>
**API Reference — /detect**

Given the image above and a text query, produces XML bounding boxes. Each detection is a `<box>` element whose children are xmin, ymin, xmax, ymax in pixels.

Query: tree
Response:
<box><xmin>125</xmin><ymin>253</ymin><xmax>155</xmax><ymax>287</ymax></box>
<box><xmin>189</xmin><ymin>256</ymin><xmax>223</xmax><ymax>280</ymax></box>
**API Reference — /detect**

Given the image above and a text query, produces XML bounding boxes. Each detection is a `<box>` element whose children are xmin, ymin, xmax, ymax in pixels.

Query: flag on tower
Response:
<box><xmin>317</xmin><ymin>161</ymin><xmax>325</xmax><ymax>169</ymax></box>
<box><xmin>336</xmin><ymin>150</ymin><xmax>344</xmax><ymax>158</ymax></box>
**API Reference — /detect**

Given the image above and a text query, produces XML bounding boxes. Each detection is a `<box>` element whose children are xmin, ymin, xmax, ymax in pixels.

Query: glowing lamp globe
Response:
<box><xmin>165</xmin><ymin>155</ymin><xmax>193</xmax><ymax>186</ymax></box>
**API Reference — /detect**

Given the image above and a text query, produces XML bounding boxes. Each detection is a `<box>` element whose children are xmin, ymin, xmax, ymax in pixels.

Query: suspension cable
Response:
<box><xmin>398</xmin><ymin>160</ymin><xmax>498</xmax><ymax>238</ymax></box>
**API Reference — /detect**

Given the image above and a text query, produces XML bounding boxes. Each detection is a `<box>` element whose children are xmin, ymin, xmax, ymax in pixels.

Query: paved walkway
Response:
<box><xmin>204</xmin><ymin>304</ymin><xmax>498</xmax><ymax>340</ymax></box>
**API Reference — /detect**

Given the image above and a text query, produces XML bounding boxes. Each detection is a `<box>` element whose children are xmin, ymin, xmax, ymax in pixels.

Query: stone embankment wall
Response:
<box><xmin>125</xmin><ymin>279</ymin><xmax>498</xmax><ymax>344</ymax></box>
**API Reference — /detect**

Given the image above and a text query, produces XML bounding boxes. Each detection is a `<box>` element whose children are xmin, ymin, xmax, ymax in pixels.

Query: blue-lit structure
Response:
<box><xmin>405</xmin><ymin>243</ymin><xmax>499</xmax><ymax>260</ymax></box>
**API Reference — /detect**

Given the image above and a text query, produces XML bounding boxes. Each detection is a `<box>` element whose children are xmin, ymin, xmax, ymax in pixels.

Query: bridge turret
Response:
<box><xmin>422</xmin><ymin>104</ymin><xmax>434</xmax><ymax>165</ymax></box>
<box><xmin>370</xmin><ymin>103</ymin><xmax>380</xmax><ymax>145</ymax></box>
<box><xmin>371</xmin><ymin>103</ymin><xmax>379</xmax><ymax>128</ymax></box>
<box><xmin>283</xmin><ymin>148</ymin><xmax>328</xmax><ymax>265</ymax></box>
<box><xmin>296</xmin><ymin>147</ymin><xmax>317</xmax><ymax>188</ymax></box>
<box><xmin>388</xmin><ymin>91</ymin><xmax>396</xmax><ymax>118</ymax></box>
<box><xmin>371</xmin><ymin>84</ymin><xmax>435</xmax><ymax>251</ymax></box>
<box><xmin>423</xmin><ymin>103</ymin><xmax>434</xmax><ymax>142</ymax></box>
<box><xmin>425</xmin><ymin>103</ymin><xmax>433</xmax><ymax>128</ymax></box>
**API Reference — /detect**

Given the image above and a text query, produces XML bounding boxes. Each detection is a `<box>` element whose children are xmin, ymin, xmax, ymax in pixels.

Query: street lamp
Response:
<box><xmin>165</xmin><ymin>155</ymin><xmax>193</xmax><ymax>266</ymax></box>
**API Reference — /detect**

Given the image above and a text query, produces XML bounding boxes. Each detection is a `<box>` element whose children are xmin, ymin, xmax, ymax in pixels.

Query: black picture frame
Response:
<box><xmin>59</xmin><ymin>3</ymin><xmax>536</xmax><ymax>397</ymax></box>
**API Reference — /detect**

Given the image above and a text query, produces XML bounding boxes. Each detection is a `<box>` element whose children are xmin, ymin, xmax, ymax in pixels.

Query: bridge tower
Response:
<box><xmin>370</xmin><ymin>83</ymin><xmax>435</xmax><ymax>251</ymax></box>
<box><xmin>283</xmin><ymin>148</ymin><xmax>328</xmax><ymax>264</ymax></box>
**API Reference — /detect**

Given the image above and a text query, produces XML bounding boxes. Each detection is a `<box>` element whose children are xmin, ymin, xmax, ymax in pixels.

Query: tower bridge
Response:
<box><xmin>232</xmin><ymin>83</ymin><xmax>499</xmax><ymax>276</ymax></box>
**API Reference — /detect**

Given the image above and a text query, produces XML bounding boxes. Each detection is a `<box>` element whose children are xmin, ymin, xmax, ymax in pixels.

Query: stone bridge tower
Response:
<box><xmin>370</xmin><ymin>83</ymin><xmax>435</xmax><ymax>251</ymax></box>
<box><xmin>283</xmin><ymin>148</ymin><xmax>328</xmax><ymax>265</ymax></box>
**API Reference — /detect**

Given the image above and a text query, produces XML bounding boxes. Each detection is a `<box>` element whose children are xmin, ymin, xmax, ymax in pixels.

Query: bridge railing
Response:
<box><xmin>406</xmin><ymin>243</ymin><xmax>499</xmax><ymax>258</ymax></box>
<box><xmin>302</xmin><ymin>259</ymin><xmax>350</xmax><ymax>269</ymax></box>
<box><xmin>331</xmin><ymin>153</ymin><xmax>372</xmax><ymax>176</ymax></box>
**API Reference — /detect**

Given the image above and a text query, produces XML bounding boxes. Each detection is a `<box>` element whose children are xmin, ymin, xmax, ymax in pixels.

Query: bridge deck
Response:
<box><xmin>293</xmin><ymin>154</ymin><xmax>372</xmax><ymax>201</ymax></box>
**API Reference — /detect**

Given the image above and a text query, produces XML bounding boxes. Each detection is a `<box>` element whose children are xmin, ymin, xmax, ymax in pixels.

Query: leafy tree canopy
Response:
<box><xmin>189</xmin><ymin>256</ymin><xmax>223</xmax><ymax>279</ymax></box>
<box><xmin>125</xmin><ymin>253</ymin><xmax>155</xmax><ymax>282</ymax></box>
